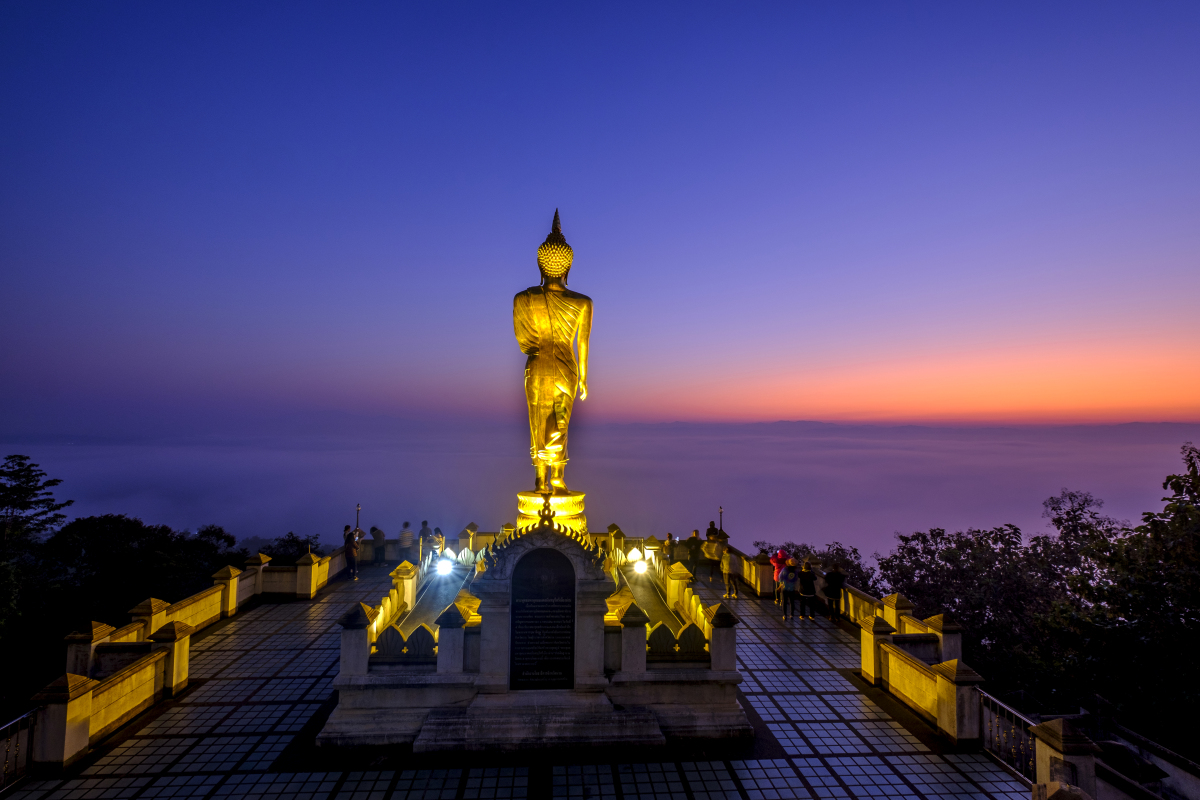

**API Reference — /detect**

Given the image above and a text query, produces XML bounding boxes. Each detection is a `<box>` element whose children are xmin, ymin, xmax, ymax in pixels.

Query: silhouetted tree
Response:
<box><xmin>1060</xmin><ymin>442</ymin><xmax>1200</xmax><ymax>752</ymax></box>
<box><xmin>0</xmin><ymin>455</ymin><xmax>74</xmax><ymax>635</ymax></box>
<box><xmin>257</xmin><ymin>531</ymin><xmax>324</xmax><ymax>565</ymax></box>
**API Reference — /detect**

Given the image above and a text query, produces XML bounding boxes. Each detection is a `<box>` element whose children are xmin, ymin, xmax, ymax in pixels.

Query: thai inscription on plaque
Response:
<box><xmin>510</xmin><ymin>548</ymin><xmax>575</xmax><ymax>690</ymax></box>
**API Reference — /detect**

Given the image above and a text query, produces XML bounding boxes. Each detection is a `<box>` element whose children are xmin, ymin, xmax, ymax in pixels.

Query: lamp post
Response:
<box><xmin>719</xmin><ymin>505</ymin><xmax>723</xmax><ymax>532</ymax></box>
<box><xmin>355</xmin><ymin>503</ymin><xmax>361</xmax><ymax>530</ymax></box>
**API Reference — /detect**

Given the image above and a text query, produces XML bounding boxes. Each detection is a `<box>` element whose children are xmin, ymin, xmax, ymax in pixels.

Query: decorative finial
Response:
<box><xmin>552</xmin><ymin>209</ymin><xmax>561</xmax><ymax>236</ymax></box>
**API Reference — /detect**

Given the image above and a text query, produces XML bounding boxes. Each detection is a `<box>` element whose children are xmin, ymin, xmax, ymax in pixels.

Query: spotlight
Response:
<box><xmin>436</xmin><ymin>559</ymin><xmax>453</xmax><ymax>576</ymax></box>
<box><xmin>633</xmin><ymin>560</ymin><xmax>648</xmax><ymax>574</ymax></box>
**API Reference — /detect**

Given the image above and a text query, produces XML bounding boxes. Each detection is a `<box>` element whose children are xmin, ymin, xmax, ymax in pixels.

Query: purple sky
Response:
<box><xmin>2</xmin><ymin>4</ymin><xmax>1198</xmax><ymax>554</ymax></box>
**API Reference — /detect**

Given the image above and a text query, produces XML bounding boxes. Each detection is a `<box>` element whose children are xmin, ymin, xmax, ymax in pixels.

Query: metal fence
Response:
<box><xmin>1</xmin><ymin>709</ymin><xmax>36</xmax><ymax>794</ymax></box>
<box><xmin>979</xmin><ymin>689</ymin><xmax>1037</xmax><ymax>783</ymax></box>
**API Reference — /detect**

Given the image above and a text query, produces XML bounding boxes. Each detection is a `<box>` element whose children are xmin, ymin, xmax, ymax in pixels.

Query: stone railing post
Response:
<box><xmin>472</xmin><ymin>581</ymin><xmax>510</xmax><ymax>694</ymax></box>
<box><xmin>31</xmin><ymin>674</ymin><xmax>98</xmax><ymax>769</ymax></box>
<box><xmin>576</xmin><ymin>579</ymin><xmax>612</xmax><ymax>692</ymax></box>
<box><xmin>618</xmin><ymin>603</ymin><xmax>650</xmax><ymax>675</ymax></box>
<box><xmin>704</xmin><ymin>603</ymin><xmax>739</xmax><ymax>671</ymax></box>
<box><xmin>435</xmin><ymin>604</ymin><xmax>467</xmax><ymax>674</ymax></box>
<box><xmin>128</xmin><ymin>598</ymin><xmax>169</xmax><ymax>638</ymax></box>
<box><xmin>149</xmin><ymin>621</ymin><xmax>194</xmax><ymax>698</ymax></box>
<box><xmin>245</xmin><ymin>553</ymin><xmax>272</xmax><ymax>594</ymax></box>
<box><xmin>390</xmin><ymin>561</ymin><xmax>418</xmax><ymax>611</ymax></box>
<box><xmin>64</xmin><ymin>622</ymin><xmax>114</xmax><ymax>676</ymax></box>
<box><xmin>295</xmin><ymin>552</ymin><xmax>320</xmax><ymax>599</ymax></box>
<box><xmin>1029</xmin><ymin>718</ymin><xmax>1101</xmax><ymax>798</ymax></box>
<box><xmin>881</xmin><ymin>594</ymin><xmax>915</xmax><ymax>630</ymax></box>
<box><xmin>752</xmin><ymin>555</ymin><xmax>774</xmax><ymax>597</ymax></box>
<box><xmin>211</xmin><ymin>566</ymin><xmax>241</xmax><ymax>618</ymax></box>
<box><xmin>931</xmin><ymin>660</ymin><xmax>983</xmax><ymax>743</ymax></box>
<box><xmin>337</xmin><ymin>603</ymin><xmax>376</xmax><ymax>676</ymax></box>
<box><xmin>664</xmin><ymin>563</ymin><xmax>693</xmax><ymax>608</ymax></box>
<box><xmin>859</xmin><ymin>615</ymin><xmax>895</xmax><ymax>685</ymax></box>
<box><xmin>924</xmin><ymin>613</ymin><xmax>964</xmax><ymax>661</ymax></box>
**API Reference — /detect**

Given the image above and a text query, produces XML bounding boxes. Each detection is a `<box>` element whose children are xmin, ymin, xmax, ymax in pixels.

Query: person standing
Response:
<box><xmin>720</xmin><ymin>544</ymin><xmax>738</xmax><ymax>599</ymax></box>
<box><xmin>343</xmin><ymin>524</ymin><xmax>364</xmax><ymax>581</ymax></box>
<box><xmin>770</xmin><ymin>549</ymin><xmax>788</xmax><ymax>606</ymax></box>
<box><xmin>418</xmin><ymin>520</ymin><xmax>433</xmax><ymax>561</ymax></box>
<box><xmin>701</xmin><ymin>535</ymin><xmax>720</xmax><ymax>581</ymax></box>
<box><xmin>824</xmin><ymin>563</ymin><xmax>847</xmax><ymax>621</ymax></box>
<box><xmin>686</xmin><ymin>530</ymin><xmax>703</xmax><ymax>577</ymax></box>
<box><xmin>398</xmin><ymin>521</ymin><xmax>415</xmax><ymax>565</ymax></box>
<box><xmin>780</xmin><ymin>558</ymin><xmax>799</xmax><ymax>620</ymax></box>
<box><xmin>798</xmin><ymin>560</ymin><xmax>818</xmax><ymax>619</ymax></box>
<box><xmin>370</xmin><ymin>526</ymin><xmax>386</xmax><ymax>565</ymax></box>
<box><xmin>706</xmin><ymin>520</ymin><xmax>720</xmax><ymax>540</ymax></box>
<box><xmin>433</xmin><ymin>527</ymin><xmax>446</xmax><ymax>555</ymax></box>
<box><xmin>664</xmin><ymin>533</ymin><xmax>675</xmax><ymax>565</ymax></box>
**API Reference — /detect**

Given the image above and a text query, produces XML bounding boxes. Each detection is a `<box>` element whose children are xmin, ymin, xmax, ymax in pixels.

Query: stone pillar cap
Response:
<box><xmin>295</xmin><ymin>552</ymin><xmax>320</xmax><ymax>566</ymax></box>
<box><xmin>338</xmin><ymin>602</ymin><xmax>379</xmax><ymax>630</ymax></box>
<box><xmin>1028</xmin><ymin>718</ymin><xmax>1102</xmax><ymax>754</ymax></box>
<box><xmin>435</xmin><ymin>604</ymin><xmax>467</xmax><ymax>629</ymax></box>
<box><xmin>924</xmin><ymin>613</ymin><xmax>965</xmax><ymax>632</ymax></box>
<box><xmin>64</xmin><ymin>621</ymin><xmax>115</xmax><ymax>642</ymax></box>
<box><xmin>453</xmin><ymin>589</ymin><xmax>481</xmax><ymax>619</ymax></box>
<box><xmin>32</xmin><ymin>673</ymin><xmax>99</xmax><ymax>702</ymax></box>
<box><xmin>149</xmin><ymin>621</ymin><xmax>195</xmax><ymax>642</ymax></box>
<box><xmin>464</xmin><ymin>522</ymin><xmax>479</xmax><ymax>533</ymax></box>
<box><xmin>666</xmin><ymin>563</ymin><xmax>693</xmax><ymax>580</ymax></box>
<box><xmin>129</xmin><ymin>598</ymin><xmax>171</xmax><ymax>616</ymax></box>
<box><xmin>390</xmin><ymin>561</ymin><xmax>417</xmax><ymax>578</ymax></box>
<box><xmin>212</xmin><ymin>565</ymin><xmax>242</xmax><ymax>580</ymax></box>
<box><xmin>859</xmin><ymin>615</ymin><xmax>896</xmax><ymax>634</ymax></box>
<box><xmin>703</xmin><ymin>602</ymin><xmax>739</xmax><ymax>628</ymax></box>
<box><xmin>930</xmin><ymin>659</ymin><xmax>984</xmax><ymax>684</ymax></box>
<box><xmin>881</xmin><ymin>593</ymin><xmax>915</xmax><ymax>609</ymax></box>
<box><xmin>245</xmin><ymin>552</ymin><xmax>272</xmax><ymax>567</ymax></box>
<box><xmin>620</xmin><ymin>603</ymin><xmax>651</xmax><ymax>627</ymax></box>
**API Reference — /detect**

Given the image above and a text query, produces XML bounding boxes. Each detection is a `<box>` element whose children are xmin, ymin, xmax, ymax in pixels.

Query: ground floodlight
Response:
<box><xmin>633</xmin><ymin>560</ymin><xmax>648</xmax><ymax>574</ymax></box>
<box><xmin>436</xmin><ymin>559</ymin><xmax>453</xmax><ymax>576</ymax></box>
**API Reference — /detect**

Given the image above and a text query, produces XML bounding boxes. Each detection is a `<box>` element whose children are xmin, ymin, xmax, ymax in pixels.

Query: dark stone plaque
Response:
<box><xmin>510</xmin><ymin>547</ymin><xmax>575</xmax><ymax>690</ymax></box>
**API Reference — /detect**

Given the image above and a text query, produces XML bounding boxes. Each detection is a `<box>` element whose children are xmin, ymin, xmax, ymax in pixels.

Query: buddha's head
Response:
<box><xmin>537</xmin><ymin>209</ymin><xmax>573</xmax><ymax>283</ymax></box>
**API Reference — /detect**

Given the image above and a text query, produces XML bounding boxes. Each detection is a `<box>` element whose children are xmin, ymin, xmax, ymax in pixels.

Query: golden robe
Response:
<box><xmin>513</xmin><ymin>286</ymin><xmax>593</xmax><ymax>466</ymax></box>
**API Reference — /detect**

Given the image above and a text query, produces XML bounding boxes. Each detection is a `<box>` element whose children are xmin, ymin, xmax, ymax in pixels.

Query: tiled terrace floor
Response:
<box><xmin>10</xmin><ymin>566</ymin><xmax>1029</xmax><ymax>800</ymax></box>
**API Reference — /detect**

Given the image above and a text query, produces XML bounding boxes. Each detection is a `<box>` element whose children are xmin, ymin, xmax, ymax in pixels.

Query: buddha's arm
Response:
<box><xmin>513</xmin><ymin>292</ymin><xmax>539</xmax><ymax>355</ymax></box>
<box><xmin>577</xmin><ymin>299</ymin><xmax>593</xmax><ymax>400</ymax></box>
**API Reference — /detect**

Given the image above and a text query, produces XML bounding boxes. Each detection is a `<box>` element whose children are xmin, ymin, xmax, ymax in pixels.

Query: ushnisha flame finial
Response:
<box><xmin>537</xmin><ymin>209</ymin><xmax>573</xmax><ymax>277</ymax></box>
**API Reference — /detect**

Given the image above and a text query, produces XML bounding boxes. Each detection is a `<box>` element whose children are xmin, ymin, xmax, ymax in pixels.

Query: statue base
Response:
<box><xmin>516</xmin><ymin>490</ymin><xmax>587</xmax><ymax>538</ymax></box>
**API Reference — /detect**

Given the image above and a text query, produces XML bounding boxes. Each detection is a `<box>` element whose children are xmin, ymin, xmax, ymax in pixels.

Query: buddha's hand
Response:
<box><xmin>579</xmin><ymin>380</ymin><xmax>588</xmax><ymax>400</ymax></box>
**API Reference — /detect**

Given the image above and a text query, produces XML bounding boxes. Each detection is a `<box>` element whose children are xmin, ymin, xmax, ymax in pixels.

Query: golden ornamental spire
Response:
<box><xmin>536</xmin><ymin>209</ymin><xmax>573</xmax><ymax>278</ymax></box>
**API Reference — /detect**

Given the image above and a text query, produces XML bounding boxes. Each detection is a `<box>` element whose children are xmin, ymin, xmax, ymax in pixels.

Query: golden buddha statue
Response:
<box><xmin>512</xmin><ymin>211</ymin><xmax>593</xmax><ymax>534</ymax></box>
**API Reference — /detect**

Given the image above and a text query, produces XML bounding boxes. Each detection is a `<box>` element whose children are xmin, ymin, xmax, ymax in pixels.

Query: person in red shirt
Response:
<box><xmin>770</xmin><ymin>549</ymin><xmax>788</xmax><ymax>606</ymax></box>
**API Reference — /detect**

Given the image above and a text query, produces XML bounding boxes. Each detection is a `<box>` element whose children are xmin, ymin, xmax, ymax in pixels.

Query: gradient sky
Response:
<box><xmin>3</xmin><ymin>1</ymin><xmax>1199</xmax><ymax>433</ymax></box>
